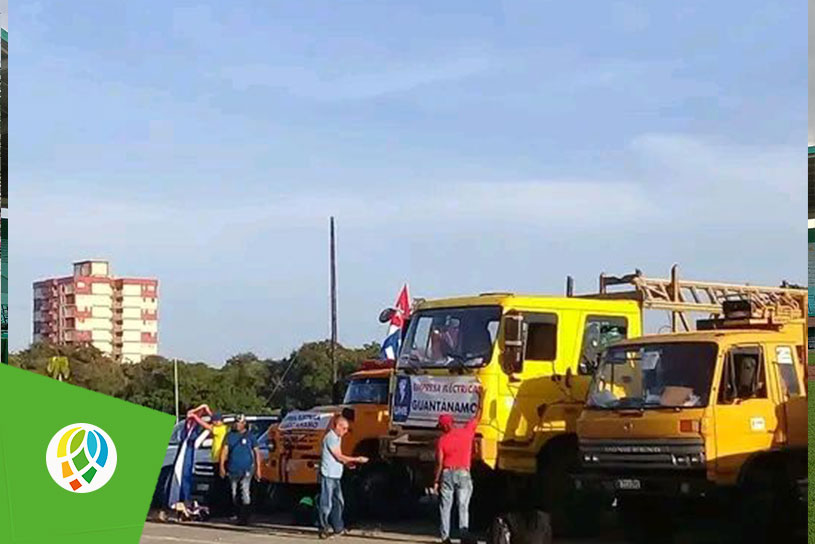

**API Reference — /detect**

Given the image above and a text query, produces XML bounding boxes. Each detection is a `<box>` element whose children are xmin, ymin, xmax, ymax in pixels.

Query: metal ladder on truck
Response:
<box><xmin>583</xmin><ymin>264</ymin><xmax>807</xmax><ymax>333</ymax></box>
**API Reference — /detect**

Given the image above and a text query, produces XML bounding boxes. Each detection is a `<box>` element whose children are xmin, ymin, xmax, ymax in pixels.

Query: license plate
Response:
<box><xmin>616</xmin><ymin>479</ymin><xmax>641</xmax><ymax>490</ymax></box>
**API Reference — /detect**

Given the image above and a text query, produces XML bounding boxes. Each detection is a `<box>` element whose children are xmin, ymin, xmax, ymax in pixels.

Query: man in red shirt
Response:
<box><xmin>433</xmin><ymin>388</ymin><xmax>484</xmax><ymax>544</ymax></box>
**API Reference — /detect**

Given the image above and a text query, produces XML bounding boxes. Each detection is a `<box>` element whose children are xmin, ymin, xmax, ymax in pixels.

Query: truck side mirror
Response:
<box><xmin>501</xmin><ymin>312</ymin><xmax>525</xmax><ymax>375</ymax></box>
<box><xmin>579</xmin><ymin>354</ymin><xmax>601</xmax><ymax>376</ymax></box>
<box><xmin>379</xmin><ymin>308</ymin><xmax>396</xmax><ymax>323</ymax></box>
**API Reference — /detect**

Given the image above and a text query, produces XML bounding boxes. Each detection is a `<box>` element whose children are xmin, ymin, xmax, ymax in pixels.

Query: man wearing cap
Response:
<box><xmin>219</xmin><ymin>415</ymin><xmax>261</xmax><ymax>525</ymax></box>
<box><xmin>433</xmin><ymin>388</ymin><xmax>484</xmax><ymax>544</ymax></box>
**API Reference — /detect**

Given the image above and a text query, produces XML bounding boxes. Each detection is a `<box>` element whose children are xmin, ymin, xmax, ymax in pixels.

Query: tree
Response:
<box><xmin>269</xmin><ymin>340</ymin><xmax>380</xmax><ymax>410</ymax></box>
<box><xmin>46</xmin><ymin>356</ymin><xmax>70</xmax><ymax>382</ymax></box>
<box><xmin>10</xmin><ymin>338</ymin><xmax>382</xmax><ymax>415</ymax></box>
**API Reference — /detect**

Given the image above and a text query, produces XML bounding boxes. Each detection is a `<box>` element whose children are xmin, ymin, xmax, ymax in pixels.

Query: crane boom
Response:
<box><xmin>581</xmin><ymin>264</ymin><xmax>806</xmax><ymax>332</ymax></box>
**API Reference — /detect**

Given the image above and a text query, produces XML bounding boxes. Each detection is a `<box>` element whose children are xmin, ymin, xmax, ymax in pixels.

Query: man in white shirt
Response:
<box><xmin>318</xmin><ymin>416</ymin><xmax>369</xmax><ymax>539</ymax></box>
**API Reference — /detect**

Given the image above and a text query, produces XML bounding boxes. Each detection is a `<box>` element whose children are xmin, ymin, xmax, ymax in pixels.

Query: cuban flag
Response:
<box><xmin>380</xmin><ymin>284</ymin><xmax>411</xmax><ymax>361</ymax></box>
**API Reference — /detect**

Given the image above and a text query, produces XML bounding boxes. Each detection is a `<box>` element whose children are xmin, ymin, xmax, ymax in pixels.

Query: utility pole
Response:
<box><xmin>173</xmin><ymin>358</ymin><xmax>180</xmax><ymax>422</ymax></box>
<box><xmin>330</xmin><ymin>217</ymin><xmax>338</xmax><ymax>384</ymax></box>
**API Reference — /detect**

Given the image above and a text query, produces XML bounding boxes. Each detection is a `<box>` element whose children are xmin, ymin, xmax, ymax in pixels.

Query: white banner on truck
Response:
<box><xmin>278</xmin><ymin>410</ymin><xmax>333</xmax><ymax>432</ymax></box>
<box><xmin>392</xmin><ymin>374</ymin><xmax>482</xmax><ymax>427</ymax></box>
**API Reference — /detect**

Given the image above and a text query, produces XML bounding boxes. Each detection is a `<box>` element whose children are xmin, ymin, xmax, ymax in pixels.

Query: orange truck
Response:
<box><xmin>575</xmin><ymin>277</ymin><xmax>807</xmax><ymax>542</ymax></box>
<box><xmin>260</xmin><ymin>361</ymin><xmax>392</xmax><ymax>512</ymax></box>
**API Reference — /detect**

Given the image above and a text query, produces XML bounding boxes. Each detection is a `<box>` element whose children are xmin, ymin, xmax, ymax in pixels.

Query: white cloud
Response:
<box><xmin>15</xmin><ymin>132</ymin><xmax>800</xmax><ymax>252</ymax></box>
<box><xmin>13</xmin><ymin>132</ymin><xmax>802</xmax><ymax>359</ymax></box>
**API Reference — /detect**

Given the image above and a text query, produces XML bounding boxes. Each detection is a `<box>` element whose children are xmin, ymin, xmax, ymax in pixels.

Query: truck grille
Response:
<box><xmin>579</xmin><ymin>438</ymin><xmax>705</xmax><ymax>470</ymax></box>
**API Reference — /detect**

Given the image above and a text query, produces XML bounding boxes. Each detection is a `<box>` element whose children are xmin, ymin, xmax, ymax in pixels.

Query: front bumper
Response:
<box><xmin>576</xmin><ymin>437</ymin><xmax>711</xmax><ymax>497</ymax></box>
<box><xmin>380</xmin><ymin>430</ymin><xmax>440</xmax><ymax>463</ymax></box>
<box><xmin>573</xmin><ymin>469</ymin><xmax>713</xmax><ymax>498</ymax></box>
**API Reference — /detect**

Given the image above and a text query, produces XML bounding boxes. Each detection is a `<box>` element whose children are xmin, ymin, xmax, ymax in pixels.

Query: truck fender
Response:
<box><xmin>535</xmin><ymin>433</ymin><xmax>578</xmax><ymax>471</ymax></box>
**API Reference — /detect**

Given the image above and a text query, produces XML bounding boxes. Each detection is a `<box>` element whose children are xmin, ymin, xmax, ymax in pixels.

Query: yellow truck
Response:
<box><xmin>376</xmin><ymin>267</ymin><xmax>802</xmax><ymax>535</ymax></box>
<box><xmin>575</xmin><ymin>275</ymin><xmax>807</xmax><ymax>542</ymax></box>
<box><xmin>377</xmin><ymin>279</ymin><xmax>642</xmax><ymax>533</ymax></box>
<box><xmin>261</xmin><ymin>361</ymin><xmax>392</xmax><ymax>512</ymax></box>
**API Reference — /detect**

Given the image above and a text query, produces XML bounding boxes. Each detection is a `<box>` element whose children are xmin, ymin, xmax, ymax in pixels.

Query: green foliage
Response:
<box><xmin>46</xmin><ymin>356</ymin><xmax>70</xmax><ymax>382</ymax></box>
<box><xmin>269</xmin><ymin>340</ymin><xmax>380</xmax><ymax>410</ymax></box>
<box><xmin>10</xmin><ymin>340</ymin><xmax>381</xmax><ymax>416</ymax></box>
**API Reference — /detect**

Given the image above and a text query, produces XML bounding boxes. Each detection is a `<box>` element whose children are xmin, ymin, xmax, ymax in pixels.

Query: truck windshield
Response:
<box><xmin>343</xmin><ymin>377</ymin><xmax>389</xmax><ymax>404</ymax></box>
<box><xmin>586</xmin><ymin>342</ymin><xmax>718</xmax><ymax>409</ymax></box>
<box><xmin>398</xmin><ymin>306</ymin><xmax>501</xmax><ymax>369</ymax></box>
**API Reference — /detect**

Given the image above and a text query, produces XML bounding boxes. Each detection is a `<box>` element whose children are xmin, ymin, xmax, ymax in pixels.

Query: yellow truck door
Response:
<box><xmin>712</xmin><ymin>344</ymin><xmax>780</xmax><ymax>483</ymax></box>
<box><xmin>771</xmin><ymin>344</ymin><xmax>807</xmax><ymax>448</ymax></box>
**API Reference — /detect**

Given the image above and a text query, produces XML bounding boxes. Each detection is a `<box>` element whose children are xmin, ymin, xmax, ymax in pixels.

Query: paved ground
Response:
<box><xmin>140</xmin><ymin>521</ymin><xmax>625</xmax><ymax>544</ymax></box>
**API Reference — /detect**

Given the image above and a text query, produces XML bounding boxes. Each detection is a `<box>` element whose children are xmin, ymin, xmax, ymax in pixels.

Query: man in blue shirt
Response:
<box><xmin>219</xmin><ymin>415</ymin><xmax>261</xmax><ymax>526</ymax></box>
<box><xmin>319</xmin><ymin>416</ymin><xmax>369</xmax><ymax>539</ymax></box>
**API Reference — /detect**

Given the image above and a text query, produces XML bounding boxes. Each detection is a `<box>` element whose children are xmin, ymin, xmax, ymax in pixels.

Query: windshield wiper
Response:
<box><xmin>642</xmin><ymin>402</ymin><xmax>684</xmax><ymax>412</ymax></box>
<box><xmin>401</xmin><ymin>353</ymin><xmax>426</xmax><ymax>374</ymax></box>
<box><xmin>445</xmin><ymin>353</ymin><xmax>483</xmax><ymax>374</ymax></box>
<box><xmin>614</xmin><ymin>398</ymin><xmax>645</xmax><ymax>410</ymax></box>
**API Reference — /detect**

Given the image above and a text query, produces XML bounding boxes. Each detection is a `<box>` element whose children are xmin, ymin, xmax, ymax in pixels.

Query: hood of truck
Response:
<box><xmin>578</xmin><ymin>407</ymin><xmax>708</xmax><ymax>439</ymax></box>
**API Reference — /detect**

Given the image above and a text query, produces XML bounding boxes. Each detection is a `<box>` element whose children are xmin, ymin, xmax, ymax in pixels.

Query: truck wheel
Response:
<box><xmin>469</xmin><ymin>464</ymin><xmax>501</xmax><ymax>531</ymax></box>
<box><xmin>359</xmin><ymin>462</ymin><xmax>414</xmax><ymax>520</ymax></box>
<box><xmin>735</xmin><ymin>463</ymin><xmax>798</xmax><ymax>543</ymax></box>
<box><xmin>263</xmin><ymin>483</ymin><xmax>288</xmax><ymax>512</ymax></box>
<box><xmin>536</xmin><ymin>444</ymin><xmax>605</xmax><ymax>536</ymax></box>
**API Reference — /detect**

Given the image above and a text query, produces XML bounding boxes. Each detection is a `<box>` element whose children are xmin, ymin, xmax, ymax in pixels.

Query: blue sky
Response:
<box><xmin>12</xmin><ymin>1</ymin><xmax>806</xmax><ymax>364</ymax></box>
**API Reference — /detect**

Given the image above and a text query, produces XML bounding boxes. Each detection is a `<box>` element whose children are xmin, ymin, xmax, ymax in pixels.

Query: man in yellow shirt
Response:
<box><xmin>210</xmin><ymin>413</ymin><xmax>228</xmax><ymax>463</ymax></box>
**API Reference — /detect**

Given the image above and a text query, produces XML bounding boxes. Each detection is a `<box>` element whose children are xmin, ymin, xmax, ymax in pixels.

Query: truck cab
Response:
<box><xmin>576</xmin><ymin>295</ymin><xmax>807</xmax><ymax>541</ymax></box>
<box><xmin>261</xmin><ymin>363</ymin><xmax>392</xmax><ymax>492</ymax></box>
<box><xmin>379</xmin><ymin>292</ymin><xmax>641</xmax><ymax>528</ymax></box>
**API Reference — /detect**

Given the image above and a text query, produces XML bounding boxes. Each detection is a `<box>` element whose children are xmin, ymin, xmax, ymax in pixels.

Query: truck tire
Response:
<box><xmin>470</xmin><ymin>464</ymin><xmax>502</xmax><ymax>531</ymax></box>
<box><xmin>735</xmin><ymin>462</ymin><xmax>801</xmax><ymax>544</ymax></box>
<box><xmin>488</xmin><ymin>510</ymin><xmax>552</xmax><ymax>544</ymax></box>
<box><xmin>263</xmin><ymin>483</ymin><xmax>288</xmax><ymax>513</ymax></box>
<box><xmin>535</xmin><ymin>442</ymin><xmax>605</xmax><ymax>536</ymax></box>
<box><xmin>352</xmin><ymin>461</ymin><xmax>415</xmax><ymax>520</ymax></box>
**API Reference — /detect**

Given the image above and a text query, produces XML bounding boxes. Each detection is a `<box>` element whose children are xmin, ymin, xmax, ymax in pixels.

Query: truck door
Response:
<box><xmin>713</xmin><ymin>345</ymin><xmax>779</xmax><ymax>481</ymax></box>
<box><xmin>772</xmin><ymin>344</ymin><xmax>807</xmax><ymax>447</ymax></box>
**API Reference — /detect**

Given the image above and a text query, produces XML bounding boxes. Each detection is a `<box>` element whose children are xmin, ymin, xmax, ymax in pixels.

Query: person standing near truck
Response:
<box><xmin>166</xmin><ymin>404</ymin><xmax>213</xmax><ymax>519</ymax></box>
<box><xmin>219</xmin><ymin>414</ymin><xmax>261</xmax><ymax>526</ymax></box>
<box><xmin>434</xmin><ymin>389</ymin><xmax>483</xmax><ymax>544</ymax></box>
<box><xmin>210</xmin><ymin>412</ymin><xmax>228</xmax><ymax>462</ymax></box>
<box><xmin>318</xmin><ymin>415</ymin><xmax>369</xmax><ymax>539</ymax></box>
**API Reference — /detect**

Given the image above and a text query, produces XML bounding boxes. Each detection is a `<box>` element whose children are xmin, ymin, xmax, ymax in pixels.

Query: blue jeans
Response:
<box><xmin>229</xmin><ymin>472</ymin><xmax>252</xmax><ymax>506</ymax></box>
<box><xmin>319</xmin><ymin>476</ymin><xmax>344</xmax><ymax>533</ymax></box>
<box><xmin>439</xmin><ymin>469</ymin><xmax>473</xmax><ymax>540</ymax></box>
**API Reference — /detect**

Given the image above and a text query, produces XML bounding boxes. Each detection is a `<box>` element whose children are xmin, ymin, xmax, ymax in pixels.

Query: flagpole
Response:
<box><xmin>173</xmin><ymin>358</ymin><xmax>180</xmax><ymax>422</ymax></box>
<box><xmin>330</xmin><ymin>217</ymin><xmax>338</xmax><ymax>385</ymax></box>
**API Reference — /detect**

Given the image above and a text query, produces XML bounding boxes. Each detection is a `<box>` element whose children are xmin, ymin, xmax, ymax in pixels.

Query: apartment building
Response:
<box><xmin>33</xmin><ymin>260</ymin><xmax>158</xmax><ymax>363</ymax></box>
